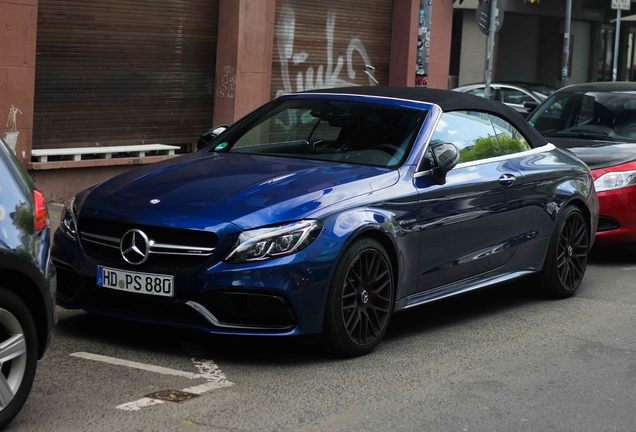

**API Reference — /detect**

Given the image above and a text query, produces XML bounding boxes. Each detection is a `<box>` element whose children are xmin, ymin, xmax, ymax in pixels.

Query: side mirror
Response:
<box><xmin>197</xmin><ymin>125</ymin><xmax>229</xmax><ymax>148</ymax></box>
<box><xmin>416</xmin><ymin>142</ymin><xmax>460</xmax><ymax>185</ymax></box>
<box><xmin>431</xmin><ymin>142</ymin><xmax>460</xmax><ymax>174</ymax></box>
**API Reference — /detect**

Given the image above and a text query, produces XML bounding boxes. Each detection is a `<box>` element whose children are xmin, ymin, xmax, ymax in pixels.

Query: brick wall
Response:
<box><xmin>0</xmin><ymin>0</ymin><xmax>38</xmax><ymax>164</ymax></box>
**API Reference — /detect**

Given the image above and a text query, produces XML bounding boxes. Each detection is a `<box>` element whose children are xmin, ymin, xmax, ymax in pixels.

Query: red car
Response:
<box><xmin>529</xmin><ymin>82</ymin><xmax>636</xmax><ymax>246</ymax></box>
<box><xmin>589</xmin><ymin>159</ymin><xmax>636</xmax><ymax>245</ymax></box>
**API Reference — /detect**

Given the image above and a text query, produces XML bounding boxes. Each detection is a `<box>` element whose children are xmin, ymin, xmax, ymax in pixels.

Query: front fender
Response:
<box><xmin>319</xmin><ymin>206</ymin><xmax>419</xmax><ymax>301</ymax></box>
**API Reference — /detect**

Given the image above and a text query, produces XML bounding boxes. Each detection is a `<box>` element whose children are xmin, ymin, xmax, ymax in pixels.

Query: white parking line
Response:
<box><xmin>69</xmin><ymin>352</ymin><xmax>233</xmax><ymax>411</ymax></box>
<box><xmin>117</xmin><ymin>358</ymin><xmax>233</xmax><ymax>411</ymax></box>
<box><xmin>70</xmin><ymin>352</ymin><xmax>201</xmax><ymax>379</ymax></box>
<box><xmin>117</xmin><ymin>397</ymin><xmax>165</xmax><ymax>411</ymax></box>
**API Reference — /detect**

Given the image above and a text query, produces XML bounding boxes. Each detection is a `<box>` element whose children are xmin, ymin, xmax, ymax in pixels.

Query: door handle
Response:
<box><xmin>498</xmin><ymin>174</ymin><xmax>517</xmax><ymax>187</ymax></box>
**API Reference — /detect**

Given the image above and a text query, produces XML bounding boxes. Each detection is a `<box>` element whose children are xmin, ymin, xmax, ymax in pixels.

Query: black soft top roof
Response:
<box><xmin>304</xmin><ymin>86</ymin><xmax>547</xmax><ymax>147</ymax></box>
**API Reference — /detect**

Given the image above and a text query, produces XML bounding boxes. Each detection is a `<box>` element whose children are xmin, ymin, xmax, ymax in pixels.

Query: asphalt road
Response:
<box><xmin>6</xmin><ymin>239</ymin><xmax>635</xmax><ymax>432</ymax></box>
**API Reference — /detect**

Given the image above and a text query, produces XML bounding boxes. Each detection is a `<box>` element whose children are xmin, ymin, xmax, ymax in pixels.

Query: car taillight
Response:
<box><xmin>34</xmin><ymin>190</ymin><xmax>49</xmax><ymax>231</ymax></box>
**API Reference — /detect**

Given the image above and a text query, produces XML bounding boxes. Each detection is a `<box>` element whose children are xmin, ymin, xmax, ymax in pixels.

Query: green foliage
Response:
<box><xmin>12</xmin><ymin>204</ymin><xmax>33</xmax><ymax>234</ymax></box>
<box><xmin>459</xmin><ymin>135</ymin><xmax>528</xmax><ymax>162</ymax></box>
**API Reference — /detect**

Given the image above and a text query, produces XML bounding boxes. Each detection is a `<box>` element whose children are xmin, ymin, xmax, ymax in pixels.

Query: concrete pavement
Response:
<box><xmin>48</xmin><ymin>202</ymin><xmax>63</xmax><ymax>234</ymax></box>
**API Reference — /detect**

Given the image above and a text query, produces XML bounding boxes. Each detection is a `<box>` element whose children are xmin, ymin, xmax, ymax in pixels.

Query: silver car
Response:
<box><xmin>454</xmin><ymin>82</ymin><xmax>555</xmax><ymax>116</ymax></box>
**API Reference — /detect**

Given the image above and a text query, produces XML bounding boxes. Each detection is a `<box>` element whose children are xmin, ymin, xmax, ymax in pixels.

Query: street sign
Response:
<box><xmin>612</xmin><ymin>0</ymin><xmax>630</xmax><ymax>11</ymax></box>
<box><xmin>476</xmin><ymin>0</ymin><xmax>504</xmax><ymax>36</ymax></box>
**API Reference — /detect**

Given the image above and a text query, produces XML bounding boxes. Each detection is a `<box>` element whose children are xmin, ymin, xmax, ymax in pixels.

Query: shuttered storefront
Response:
<box><xmin>272</xmin><ymin>0</ymin><xmax>393</xmax><ymax>99</ymax></box>
<box><xmin>33</xmin><ymin>0</ymin><xmax>219</xmax><ymax>150</ymax></box>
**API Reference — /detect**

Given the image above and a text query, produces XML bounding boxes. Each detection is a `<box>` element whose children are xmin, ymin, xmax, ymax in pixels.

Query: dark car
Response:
<box><xmin>0</xmin><ymin>138</ymin><xmax>56</xmax><ymax>427</ymax></box>
<box><xmin>529</xmin><ymin>82</ymin><xmax>636</xmax><ymax>246</ymax></box>
<box><xmin>53</xmin><ymin>87</ymin><xmax>597</xmax><ymax>356</ymax></box>
<box><xmin>454</xmin><ymin>82</ymin><xmax>555</xmax><ymax>116</ymax></box>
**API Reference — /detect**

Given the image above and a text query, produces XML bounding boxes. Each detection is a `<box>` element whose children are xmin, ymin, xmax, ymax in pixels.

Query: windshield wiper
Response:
<box><xmin>545</xmin><ymin>132</ymin><xmax>617</xmax><ymax>142</ymax></box>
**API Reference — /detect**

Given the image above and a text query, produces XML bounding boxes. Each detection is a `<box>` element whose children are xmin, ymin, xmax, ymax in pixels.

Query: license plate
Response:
<box><xmin>97</xmin><ymin>266</ymin><xmax>174</xmax><ymax>297</ymax></box>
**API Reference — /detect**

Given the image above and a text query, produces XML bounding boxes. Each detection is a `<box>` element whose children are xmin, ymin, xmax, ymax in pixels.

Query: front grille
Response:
<box><xmin>78</xmin><ymin>217</ymin><xmax>218</xmax><ymax>269</ymax></box>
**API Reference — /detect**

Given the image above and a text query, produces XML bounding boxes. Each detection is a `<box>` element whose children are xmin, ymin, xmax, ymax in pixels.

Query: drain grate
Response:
<box><xmin>145</xmin><ymin>389</ymin><xmax>199</xmax><ymax>403</ymax></box>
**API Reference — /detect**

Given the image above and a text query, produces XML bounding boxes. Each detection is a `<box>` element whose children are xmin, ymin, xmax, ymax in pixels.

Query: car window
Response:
<box><xmin>429</xmin><ymin>111</ymin><xmax>530</xmax><ymax>164</ymax></box>
<box><xmin>466</xmin><ymin>87</ymin><xmax>485</xmax><ymax>98</ymax></box>
<box><xmin>529</xmin><ymin>91</ymin><xmax>636</xmax><ymax>142</ymax></box>
<box><xmin>577</xmin><ymin>95</ymin><xmax>595</xmax><ymax>125</ymax></box>
<box><xmin>217</xmin><ymin>99</ymin><xmax>427</xmax><ymax>168</ymax></box>
<box><xmin>526</xmin><ymin>84</ymin><xmax>555</xmax><ymax>98</ymax></box>
<box><xmin>430</xmin><ymin>111</ymin><xmax>498</xmax><ymax>163</ymax></box>
<box><xmin>489</xmin><ymin>114</ymin><xmax>532</xmax><ymax>154</ymax></box>
<box><xmin>233</xmin><ymin>107</ymin><xmax>317</xmax><ymax>149</ymax></box>
<box><xmin>501</xmin><ymin>88</ymin><xmax>534</xmax><ymax>105</ymax></box>
<box><xmin>466</xmin><ymin>87</ymin><xmax>500</xmax><ymax>101</ymax></box>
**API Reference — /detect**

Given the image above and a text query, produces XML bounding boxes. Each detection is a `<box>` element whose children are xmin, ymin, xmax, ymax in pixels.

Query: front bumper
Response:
<box><xmin>594</xmin><ymin>185</ymin><xmax>636</xmax><ymax>246</ymax></box>
<box><xmin>52</xmin><ymin>228</ymin><xmax>342</xmax><ymax>336</ymax></box>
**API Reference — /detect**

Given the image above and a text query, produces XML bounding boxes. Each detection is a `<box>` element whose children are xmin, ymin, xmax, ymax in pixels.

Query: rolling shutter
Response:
<box><xmin>33</xmin><ymin>0</ymin><xmax>219</xmax><ymax>150</ymax></box>
<box><xmin>272</xmin><ymin>0</ymin><xmax>393</xmax><ymax>99</ymax></box>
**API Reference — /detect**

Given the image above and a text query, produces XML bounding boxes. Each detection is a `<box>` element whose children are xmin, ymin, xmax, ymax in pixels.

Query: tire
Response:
<box><xmin>322</xmin><ymin>238</ymin><xmax>395</xmax><ymax>357</ymax></box>
<box><xmin>540</xmin><ymin>205</ymin><xmax>590</xmax><ymax>298</ymax></box>
<box><xmin>0</xmin><ymin>289</ymin><xmax>39</xmax><ymax>429</ymax></box>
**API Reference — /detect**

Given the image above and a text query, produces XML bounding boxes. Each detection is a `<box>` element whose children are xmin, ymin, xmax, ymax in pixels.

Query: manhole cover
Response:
<box><xmin>146</xmin><ymin>389</ymin><xmax>199</xmax><ymax>403</ymax></box>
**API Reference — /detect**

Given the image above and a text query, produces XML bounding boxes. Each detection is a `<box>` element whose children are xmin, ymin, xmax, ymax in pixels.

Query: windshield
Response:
<box><xmin>209</xmin><ymin>99</ymin><xmax>427</xmax><ymax>168</ymax></box>
<box><xmin>529</xmin><ymin>91</ymin><xmax>636</xmax><ymax>143</ymax></box>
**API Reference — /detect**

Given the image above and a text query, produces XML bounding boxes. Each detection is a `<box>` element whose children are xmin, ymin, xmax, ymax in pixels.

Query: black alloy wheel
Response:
<box><xmin>541</xmin><ymin>205</ymin><xmax>589</xmax><ymax>298</ymax></box>
<box><xmin>341</xmin><ymin>249</ymin><xmax>392</xmax><ymax>345</ymax></box>
<box><xmin>556</xmin><ymin>210</ymin><xmax>589</xmax><ymax>291</ymax></box>
<box><xmin>323</xmin><ymin>238</ymin><xmax>395</xmax><ymax>357</ymax></box>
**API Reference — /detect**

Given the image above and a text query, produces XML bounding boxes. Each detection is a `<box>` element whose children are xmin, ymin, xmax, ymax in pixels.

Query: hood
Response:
<box><xmin>80</xmin><ymin>152</ymin><xmax>399</xmax><ymax>229</ymax></box>
<box><xmin>549</xmin><ymin>137</ymin><xmax>636</xmax><ymax>170</ymax></box>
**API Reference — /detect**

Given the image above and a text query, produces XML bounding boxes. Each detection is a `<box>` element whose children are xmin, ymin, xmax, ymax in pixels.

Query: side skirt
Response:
<box><xmin>395</xmin><ymin>269</ymin><xmax>536</xmax><ymax>312</ymax></box>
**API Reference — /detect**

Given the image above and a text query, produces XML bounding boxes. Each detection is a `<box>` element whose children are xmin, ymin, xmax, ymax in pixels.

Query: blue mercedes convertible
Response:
<box><xmin>52</xmin><ymin>88</ymin><xmax>599</xmax><ymax>356</ymax></box>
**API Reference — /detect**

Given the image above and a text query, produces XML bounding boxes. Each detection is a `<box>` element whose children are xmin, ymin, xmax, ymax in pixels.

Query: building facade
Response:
<box><xmin>450</xmin><ymin>0</ymin><xmax>635</xmax><ymax>89</ymax></box>
<box><xmin>0</xmin><ymin>0</ymin><xmax>454</xmax><ymax>202</ymax></box>
<box><xmin>5</xmin><ymin>0</ymin><xmax>635</xmax><ymax>203</ymax></box>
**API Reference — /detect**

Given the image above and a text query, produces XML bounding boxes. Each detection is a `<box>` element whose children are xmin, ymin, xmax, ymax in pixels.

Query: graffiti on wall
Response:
<box><xmin>217</xmin><ymin>66</ymin><xmax>236</xmax><ymax>99</ymax></box>
<box><xmin>275</xmin><ymin>6</ymin><xmax>378</xmax><ymax>98</ymax></box>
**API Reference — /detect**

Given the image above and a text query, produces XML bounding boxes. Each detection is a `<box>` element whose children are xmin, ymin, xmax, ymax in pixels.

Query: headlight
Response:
<box><xmin>594</xmin><ymin>170</ymin><xmax>636</xmax><ymax>192</ymax></box>
<box><xmin>60</xmin><ymin>198</ymin><xmax>78</xmax><ymax>240</ymax></box>
<box><xmin>225</xmin><ymin>220</ymin><xmax>322</xmax><ymax>263</ymax></box>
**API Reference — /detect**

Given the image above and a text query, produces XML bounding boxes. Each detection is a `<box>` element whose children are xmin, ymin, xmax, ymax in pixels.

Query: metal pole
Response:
<box><xmin>613</xmin><ymin>8</ymin><xmax>622</xmax><ymax>82</ymax></box>
<box><xmin>484</xmin><ymin>0</ymin><xmax>497</xmax><ymax>98</ymax></box>
<box><xmin>561</xmin><ymin>0</ymin><xmax>572</xmax><ymax>86</ymax></box>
